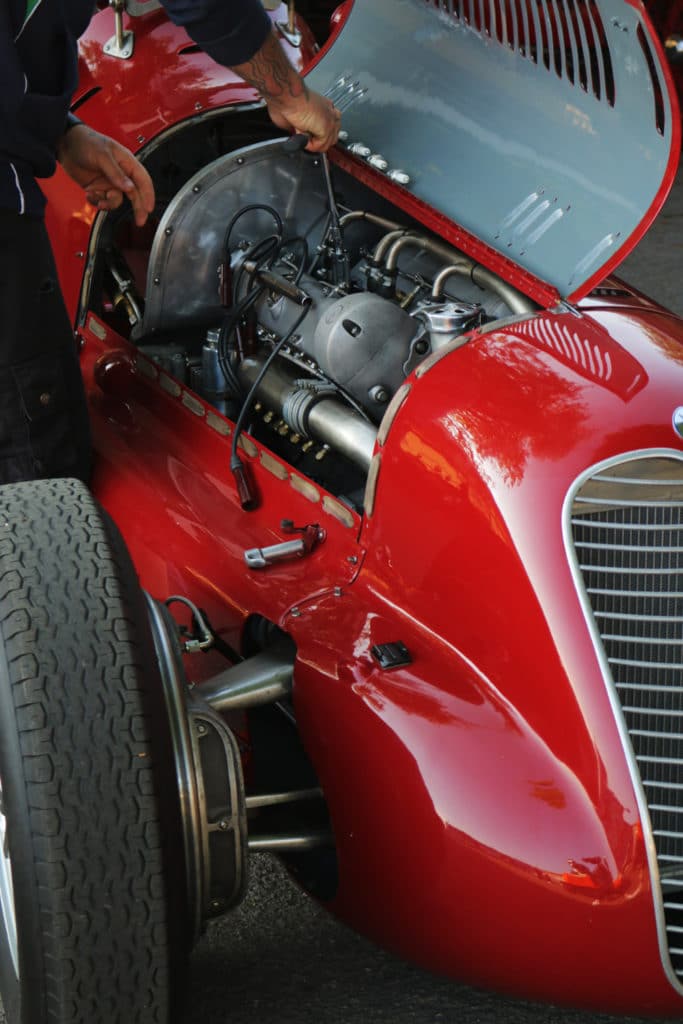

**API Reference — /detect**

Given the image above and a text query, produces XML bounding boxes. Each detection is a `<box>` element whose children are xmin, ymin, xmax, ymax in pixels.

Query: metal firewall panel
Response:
<box><xmin>306</xmin><ymin>0</ymin><xmax>678</xmax><ymax>301</ymax></box>
<box><xmin>138</xmin><ymin>140</ymin><xmax>331</xmax><ymax>335</ymax></box>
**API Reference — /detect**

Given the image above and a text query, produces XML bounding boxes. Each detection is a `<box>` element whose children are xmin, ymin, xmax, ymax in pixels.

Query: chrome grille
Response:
<box><xmin>570</xmin><ymin>454</ymin><xmax>683</xmax><ymax>984</ymax></box>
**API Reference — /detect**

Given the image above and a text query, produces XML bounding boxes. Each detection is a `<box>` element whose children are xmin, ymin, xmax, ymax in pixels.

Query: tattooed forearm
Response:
<box><xmin>232</xmin><ymin>26</ymin><xmax>340</xmax><ymax>151</ymax></box>
<box><xmin>234</xmin><ymin>29</ymin><xmax>309</xmax><ymax>103</ymax></box>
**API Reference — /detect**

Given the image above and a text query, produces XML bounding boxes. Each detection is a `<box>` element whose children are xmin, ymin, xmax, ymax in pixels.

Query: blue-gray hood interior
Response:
<box><xmin>306</xmin><ymin>0</ymin><xmax>679</xmax><ymax>302</ymax></box>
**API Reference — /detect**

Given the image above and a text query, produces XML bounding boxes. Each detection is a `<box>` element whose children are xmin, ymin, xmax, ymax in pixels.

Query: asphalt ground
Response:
<box><xmin>182</xmin><ymin>854</ymin><xmax>679</xmax><ymax>1024</ymax></box>
<box><xmin>2</xmin><ymin>167</ymin><xmax>683</xmax><ymax>1024</ymax></box>
<box><xmin>619</xmin><ymin>163</ymin><xmax>683</xmax><ymax>317</ymax></box>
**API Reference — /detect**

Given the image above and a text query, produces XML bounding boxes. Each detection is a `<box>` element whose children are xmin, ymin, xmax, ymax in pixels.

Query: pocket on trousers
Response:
<box><xmin>7</xmin><ymin>353</ymin><xmax>80</xmax><ymax>480</ymax></box>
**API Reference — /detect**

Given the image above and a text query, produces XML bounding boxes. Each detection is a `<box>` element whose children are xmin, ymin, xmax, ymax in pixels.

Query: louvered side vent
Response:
<box><xmin>424</xmin><ymin>0</ymin><xmax>615</xmax><ymax>104</ymax></box>
<box><xmin>569</xmin><ymin>454</ymin><xmax>683</xmax><ymax>984</ymax></box>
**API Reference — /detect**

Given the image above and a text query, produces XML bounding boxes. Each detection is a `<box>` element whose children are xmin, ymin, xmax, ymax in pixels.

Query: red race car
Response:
<box><xmin>1</xmin><ymin>0</ymin><xmax>682</xmax><ymax>1020</ymax></box>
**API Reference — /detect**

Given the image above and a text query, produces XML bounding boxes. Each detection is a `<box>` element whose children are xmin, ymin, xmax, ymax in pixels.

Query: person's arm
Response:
<box><xmin>231</xmin><ymin>27</ymin><xmax>340</xmax><ymax>152</ymax></box>
<box><xmin>160</xmin><ymin>0</ymin><xmax>340</xmax><ymax>151</ymax></box>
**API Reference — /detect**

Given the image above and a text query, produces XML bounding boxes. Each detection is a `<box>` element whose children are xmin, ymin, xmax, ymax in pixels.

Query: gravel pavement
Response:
<box><xmin>2</xmin><ymin>163</ymin><xmax>683</xmax><ymax>1024</ymax></box>
<box><xmin>619</xmin><ymin>163</ymin><xmax>683</xmax><ymax>316</ymax></box>
<box><xmin>183</xmin><ymin>855</ymin><xmax>680</xmax><ymax>1024</ymax></box>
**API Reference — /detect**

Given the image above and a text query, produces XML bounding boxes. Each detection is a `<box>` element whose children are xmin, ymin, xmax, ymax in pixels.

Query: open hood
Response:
<box><xmin>306</xmin><ymin>0</ymin><xmax>680</xmax><ymax>304</ymax></box>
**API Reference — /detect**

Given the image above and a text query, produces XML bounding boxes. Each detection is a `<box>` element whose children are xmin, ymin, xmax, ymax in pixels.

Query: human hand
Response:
<box><xmin>265</xmin><ymin>87</ymin><xmax>341</xmax><ymax>153</ymax></box>
<box><xmin>56</xmin><ymin>124</ymin><xmax>155</xmax><ymax>226</ymax></box>
<box><xmin>232</xmin><ymin>28</ymin><xmax>340</xmax><ymax>153</ymax></box>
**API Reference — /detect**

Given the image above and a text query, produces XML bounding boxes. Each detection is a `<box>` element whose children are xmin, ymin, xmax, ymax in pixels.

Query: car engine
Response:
<box><xmin>93</xmin><ymin>117</ymin><xmax>536</xmax><ymax>506</ymax></box>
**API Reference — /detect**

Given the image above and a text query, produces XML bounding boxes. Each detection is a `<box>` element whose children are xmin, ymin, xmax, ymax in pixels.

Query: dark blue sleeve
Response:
<box><xmin>161</xmin><ymin>0</ymin><xmax>271</xmax><ymax>66</ymax></box>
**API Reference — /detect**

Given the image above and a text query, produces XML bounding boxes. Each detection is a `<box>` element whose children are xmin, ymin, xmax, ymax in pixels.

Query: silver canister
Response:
<box><xmin>417</xmin><ymin>300</ymin><xmax>482</xmax><ymax>351</ymax></box>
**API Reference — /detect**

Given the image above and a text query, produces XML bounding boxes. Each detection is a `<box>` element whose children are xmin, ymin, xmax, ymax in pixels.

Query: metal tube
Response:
<box><xmin>320</xmin><ymin>152</ymin><xmax>350</xmax><ymax>288</ymax></box>
<box><xmin>372</xmin><ymin>228</ymin><xmax>419</xmax><ymax>264</ymax></box>
<box><xmin>248</xmin><ymin>831</ymin><xmax>332</xmax><ymax>852</ymax></box>
<box><xmin>385</xmin><ymin>233</ymin><xmax>466</xmax><ymax>273</ymax></box>
<box><xmin>384</xmin><ymin>234</ymin><xmax>536</xmax><ymax>315</ymax></box>
<box><xmin>197</xmin><ymin>649</ymin><xmax>294</xmax><ymax>711</ymax></box>
<box><xmin>339</xmin><ymin>211</ymin><xmax>405</xmax><ymax>234</ymax></box>
<box><xmin>114</xmin><ymin>6</ymin><xmax>124</xmax><ymax>51</ymax></box>
<box><xmin>307</xmin><ymin>401</ymin><xmax>376</xmax><ymax>471</ymax></box>
<box><xmin>432</xmin><ymin>264</ymin><xmax>476</xmax><ymax>299</ymax></box>
<box><xmin>469</xmin><ymin>263</ymin><xmax>537</xmax><ymax>315</ymax></box>
<box><xmin>238</xmin><ymin>357</ymin><xmax>377</xmax><ymax>472</ymax></box>
<box><xmin>245</xmin><ymin>788</ymin><xmax>323</xmax><ymax>810</ymax></box>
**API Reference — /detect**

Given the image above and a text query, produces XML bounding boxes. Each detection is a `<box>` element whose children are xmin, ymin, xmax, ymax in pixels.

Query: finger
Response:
<box><xmin>115</xmin><ymin>150</ymin><xmax>155</xmax><ymax>217</ymax></box>
<box><xmin>90</xmin><ymin>144</ymin><xmax>155</xmax><ymax>224</ymax></box>
<box><xmin>305</xmin><ymin>121</ymin><xmax>339</xmax><ymax>153</ymax></box>
<box><xmin>319</xmin><ymin>104</ymin><xmax>342</xmax><ymax>152</ymax></box>
<box><xmin>86</xmin><ymin>188</ymin><xmax>124</xmax><ymax>212</ymax></box>
<box><xmin>90</xmin><ymin>149</ymin><xmax>136</xmax><ymax>194</ymax></box>
<box><xmin>128</xmin><ymin>188</ymin><xmax>152</xmax><ymax>227</ymax></box>
<box><xmin>305</xmin><ymin>115</ymin><xmax>340</xmax><ymax>153</ymax></box>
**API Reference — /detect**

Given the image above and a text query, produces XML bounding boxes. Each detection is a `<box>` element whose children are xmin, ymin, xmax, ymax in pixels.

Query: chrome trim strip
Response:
<box><xmin>572</xmin><ymin>519</ymin><xmax>683</xmax><ymax>531</ymax></box>
<box><xmin>595</xmin><ymin>611</ymin><xmax>683</xmax><ymax>622</ymax></box>
<box><xmin>589</xmin><ymin>473</ymin><xmax>683</xmax><ymax>485</ymax></box>
<box><xmin>580</xmin><ymin>560</ymin><xmax>683</xmax><ymax>569</ymax></box>
<box><xmin>625</xmin><ymin>707</ymin><xmax>683</xmax><ymax>716</ymax></box>
<box><xmin>573</xmin><ymin>497</ymin><xmax>683</xmax><ymax>507</ymax></box>
<box><xmin>607</xmin><ymin>638</ymin><xmax>683</xmax><ymax>647</ymax></box>
<box><xmin>562</xmin><ymin>446</ymin><xmax>683</xmax><ymax>997</ymax></box>
<box><xmin>611</xmin><ymin>658</ymin><xmax>683</xmax><ymax>669</ymax></box>
<box><xmin>619</xmin><ymin>683</ymin><xmax>683</xmax><ymax>692</ymax></box>
<box><xmin>577</xmin><ymin>545</ymin><xmax>683</xmax><ymax>555</ymax></box>
<box><xmin>585</xmin><ymin>586</ymin><xmax>683</xmax><ymax>597</ymax></box>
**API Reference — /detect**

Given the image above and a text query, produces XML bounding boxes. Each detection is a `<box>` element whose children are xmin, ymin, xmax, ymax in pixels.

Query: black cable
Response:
<box><xmin>217</xmin><ymin>284</ymin><xmax>263</xmax><ymax>396</ymax></box>
<box><xmin>217</xmin><ymin>231</ymin><xmax>283</xmax><ymax>398</ymax></box>
<box><xmin>223</xmin><ymin>203</ymin><xmax>283</xmax><ymax>255</ymax></box>
<box><xmin>230</xmin><ymin>304</ymin><xmax>311</xmax><ymax>510</ymax></box>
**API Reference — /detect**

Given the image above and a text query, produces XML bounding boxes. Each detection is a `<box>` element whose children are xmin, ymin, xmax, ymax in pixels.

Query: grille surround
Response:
<box><xmin>565</xmin><ymin>449</ymin><xmax>683</xmax><ymax>993</ymax></box>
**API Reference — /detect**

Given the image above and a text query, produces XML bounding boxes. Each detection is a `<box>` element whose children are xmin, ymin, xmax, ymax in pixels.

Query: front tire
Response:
<box><xmin>0</xmin><ymin>479</ymin><xmax>186</xmax><ymax>1023</ymax></box>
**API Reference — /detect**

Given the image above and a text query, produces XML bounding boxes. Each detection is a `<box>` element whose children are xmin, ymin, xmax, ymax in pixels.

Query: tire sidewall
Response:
<box><xmin>0</xmin><ymin>643</ymin><xmax>45</xmax><ymax>1024</ymax></box>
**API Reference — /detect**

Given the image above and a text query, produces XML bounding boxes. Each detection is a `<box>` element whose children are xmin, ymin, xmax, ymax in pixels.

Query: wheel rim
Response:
<box><xmin>0</xmin><ymin>776</ymin><xmax>19</xmax><ymax>979</ymax></box>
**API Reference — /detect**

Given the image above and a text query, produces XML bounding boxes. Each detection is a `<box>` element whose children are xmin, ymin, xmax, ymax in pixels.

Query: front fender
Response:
<box><xmin>290</xmin><ymin>309</ymin><xmax>683</xmax><ymax>1012</ymax></box>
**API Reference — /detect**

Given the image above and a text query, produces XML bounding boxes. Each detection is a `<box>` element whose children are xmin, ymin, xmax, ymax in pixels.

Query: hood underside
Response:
<box><xmin>306</xmin><ymin>0</ymin><xmax>680</xmax><ymax>303</ymax></box>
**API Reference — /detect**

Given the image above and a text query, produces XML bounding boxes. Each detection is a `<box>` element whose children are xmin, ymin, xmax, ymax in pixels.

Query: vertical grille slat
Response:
<box><xmin>569</xmin><ymin>453</ymin><xmax>683</xmax><ymax>983</ymax></box>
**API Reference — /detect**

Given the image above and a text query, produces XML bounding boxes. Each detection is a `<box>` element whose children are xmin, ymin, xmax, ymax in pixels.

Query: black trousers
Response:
<box><xmin>0</xmin><ymin>209</ymin><xmax>91</xmax><ymax>484</ymax></box>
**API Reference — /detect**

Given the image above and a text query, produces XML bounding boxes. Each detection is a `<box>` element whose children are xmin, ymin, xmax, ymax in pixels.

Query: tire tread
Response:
<box><xmin>0</xmin><ymin>479</ymin><xmax>177</xmax><ymax>1024</ymax></box>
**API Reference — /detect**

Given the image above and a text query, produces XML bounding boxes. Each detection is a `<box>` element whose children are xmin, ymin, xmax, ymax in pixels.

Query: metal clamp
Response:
<box><xmin>165</xmin><ymin>595</ymin><xmax>214</xmax><ymax>653</ymax></box>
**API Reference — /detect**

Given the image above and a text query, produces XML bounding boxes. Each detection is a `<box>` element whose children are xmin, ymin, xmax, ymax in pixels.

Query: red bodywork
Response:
<box><xmin>43</xmin><ymin>0</ymin><xmax>683</xmax><ymax>1014</ymax></box>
